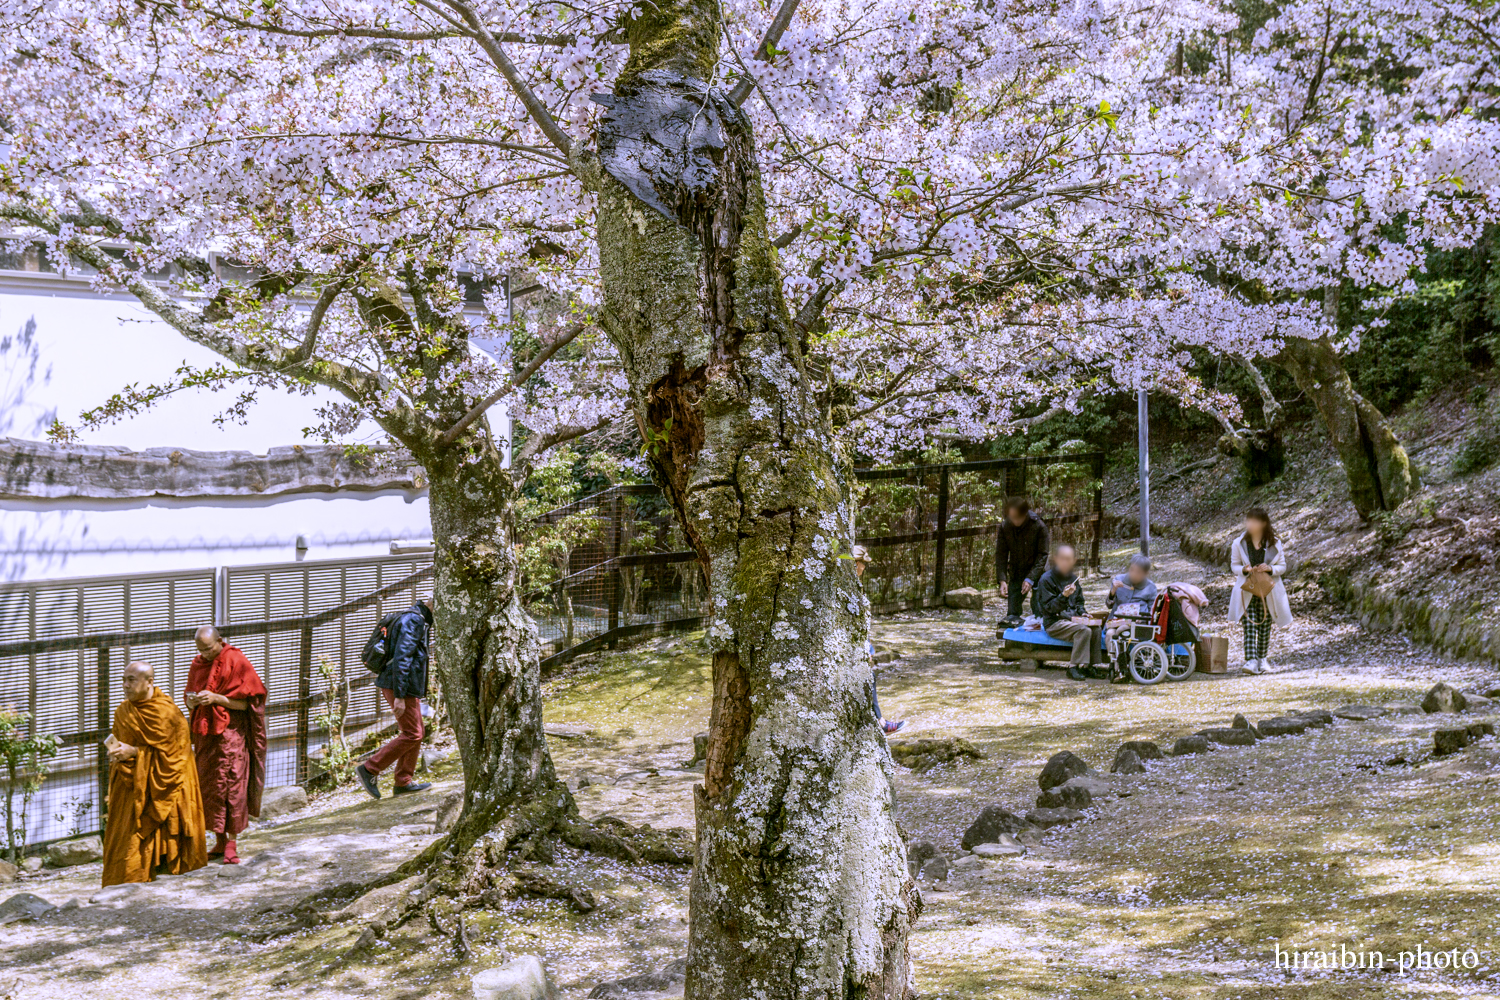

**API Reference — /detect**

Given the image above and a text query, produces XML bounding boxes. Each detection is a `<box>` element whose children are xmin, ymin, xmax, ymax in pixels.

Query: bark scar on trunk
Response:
<box><xmin>703</xmin><ymin>650</ymin><xmax>751</xmax><ymax>798</ymax></box>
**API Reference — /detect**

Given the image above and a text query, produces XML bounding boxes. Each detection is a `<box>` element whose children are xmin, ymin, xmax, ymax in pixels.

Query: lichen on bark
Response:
<box><xmin>586</xmin><ymin>4</ymin><xmax>918</xmax><ymax>996</ymax></box>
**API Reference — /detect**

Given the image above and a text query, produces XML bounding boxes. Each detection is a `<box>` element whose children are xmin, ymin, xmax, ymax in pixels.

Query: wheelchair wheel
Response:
<box><xmin>1128</xmin><ymin>642</ymin><xmax>1171</xmax><ymax>685</ymax></box>
<box><xmin>1166</xmin><ymin>645</ymin><xmax>1196</xmax><ymax>681</ymax></box>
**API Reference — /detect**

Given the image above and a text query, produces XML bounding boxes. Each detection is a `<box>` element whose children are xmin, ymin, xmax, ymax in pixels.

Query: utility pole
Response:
<box><xmin>1138</xmin><ymin>388</ymin><xmax>1150</xmax><ymax>556</ymax></box>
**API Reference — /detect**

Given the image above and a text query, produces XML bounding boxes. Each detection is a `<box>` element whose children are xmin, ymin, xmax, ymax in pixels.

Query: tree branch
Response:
<box><xmin>728</xmin><ymin>0</ymin><xmax>805</xmax><ymax>107</ymax></box>
<box><xmin>436</xmin><ymin>321</ymin><xmax>589</xmax><ymax>446</ymax></box>
<box><xmin>516</xmin><ymin>414</ymin><xmax>613</xmax><ymax>465</ymax></box>
<box><xmin>439</xmin><ymin>0</ymin><xmax>575</xmax><ymax>157</ymax></box>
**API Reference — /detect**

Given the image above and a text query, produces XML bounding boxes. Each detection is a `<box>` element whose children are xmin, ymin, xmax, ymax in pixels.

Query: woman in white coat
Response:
<box><xmin>1228</xmin><ymin>508</ymin><xmax>1293</xmax><ymax>673</ymax></box>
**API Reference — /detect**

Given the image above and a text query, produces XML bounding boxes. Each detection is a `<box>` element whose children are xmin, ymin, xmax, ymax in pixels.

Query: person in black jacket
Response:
<box><xmin>356</xmin><ymin>599</ymin><xmax>433</xmax><ymax>798</ymax></box>
<box><xmin>1034</xmin><ymin>545</ymin><xmax>1101</xmax><ymax>680</ymax></box>
<box><xmin>995</xmin><ymin>497</ymin><xmax>1051</xmax><ymax>623</ymax></box>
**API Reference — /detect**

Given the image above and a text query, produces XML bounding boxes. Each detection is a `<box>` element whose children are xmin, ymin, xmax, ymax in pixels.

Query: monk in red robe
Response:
<box><xmin>184</xmin><ymin>626</ymin><xmax>267</xmax><ymax>865</ymax></box>
<box><xmin>102</xmin><ymin>661</ymin><xmax>207</xmax><ymax>886</ymax></box>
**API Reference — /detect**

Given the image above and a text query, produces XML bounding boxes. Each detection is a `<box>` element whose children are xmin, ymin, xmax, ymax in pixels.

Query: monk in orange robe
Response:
<box><xmin>101</xmin><ymin>661</ymin><xmax>208</xmax><ymax>886</ymax></box>
<box><xmin>184</xmin><ymin>626</ymin><xmax>267</xmax><ymax>865</ymax></box>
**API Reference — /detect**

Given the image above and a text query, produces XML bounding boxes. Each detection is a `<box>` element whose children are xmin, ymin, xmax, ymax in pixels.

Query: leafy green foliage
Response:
<box><xmin>0</xmin><ymin>708</ymin><xmax>61</xmax><ymax>864</ymax></box>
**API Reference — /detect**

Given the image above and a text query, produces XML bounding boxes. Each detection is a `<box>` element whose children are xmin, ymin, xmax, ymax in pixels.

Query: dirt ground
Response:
<box><xmin>3</xmin><ymin>538</ymin><xmax>1498</xmax><ymax>1000</ymax></box>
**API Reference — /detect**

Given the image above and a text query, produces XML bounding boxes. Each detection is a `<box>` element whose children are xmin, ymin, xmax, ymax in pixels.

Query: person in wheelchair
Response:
<box><xmin>1107</xmin><ymin>554</ymin><xmax>1158</xmax><ymax>617</ymax></box>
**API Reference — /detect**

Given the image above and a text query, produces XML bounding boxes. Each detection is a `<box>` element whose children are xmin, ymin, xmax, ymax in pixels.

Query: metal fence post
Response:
<box><xmin>1091</xmin><ymin>453</ymin><xmax>1105</xmax><ymax>573</ymax></box>
<box><xmin>607</xmin><ymin>492</ymin><xmax>624</xmax><ymax>647</ymax></box>
<box><xmin>95</xmin><ymin>644</ymin><xmax>110</xmax><ymax>819</ymax></box>
<box><xmin>296</xmin><ymin>625</ymin><xmax>313</xmax><ymax>785</ymax></box>
<box><xmin>933</xmin><ymin>466</ymin><xmax>950</xmax><ymax>600</ymax></box>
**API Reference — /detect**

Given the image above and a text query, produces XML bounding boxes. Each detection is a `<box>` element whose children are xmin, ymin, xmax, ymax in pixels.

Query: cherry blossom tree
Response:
<box><xmin>2</xmin><ymin>0</ymin><xmax>1496</xmax><ymax>993</ymax></box>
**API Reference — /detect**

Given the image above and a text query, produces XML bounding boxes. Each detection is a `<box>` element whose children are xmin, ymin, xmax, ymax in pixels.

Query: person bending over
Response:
<box><xmin>995</xmin><ymin>497</ymin><xmax>1050</xmax><ymax>626</ymax></box>
<box><xmin>1036</xmin><ymin>545</ymin><xmax>1101</xmax><ymax>681</ymax></box>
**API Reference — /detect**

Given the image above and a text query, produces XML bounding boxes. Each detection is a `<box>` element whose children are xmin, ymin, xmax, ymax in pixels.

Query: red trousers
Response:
<box><xmin>364</xmin><ymin>688</ymin><xmax>424</xmax><ymax>786</ymax></box>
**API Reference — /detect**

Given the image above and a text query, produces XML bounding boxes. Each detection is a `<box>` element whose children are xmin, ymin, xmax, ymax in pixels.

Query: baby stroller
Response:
<box><xmin>1107</xmin><ymin>590</ymin><xmax>1199</xmax><ymax>684</ymax></box>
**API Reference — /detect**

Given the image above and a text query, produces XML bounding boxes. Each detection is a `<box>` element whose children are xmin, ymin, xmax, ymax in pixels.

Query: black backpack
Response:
<box><xmin>361</xmin><ymin>610</ymin><xmax>405</xmax><ymax>673</ymax></box>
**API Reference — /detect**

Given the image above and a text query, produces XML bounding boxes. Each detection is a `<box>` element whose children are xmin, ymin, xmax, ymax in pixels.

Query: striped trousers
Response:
<box><xmin>1243</xmin><ymin>595</ymin><xmax>1272</xmax><ymax>659</ymax></box>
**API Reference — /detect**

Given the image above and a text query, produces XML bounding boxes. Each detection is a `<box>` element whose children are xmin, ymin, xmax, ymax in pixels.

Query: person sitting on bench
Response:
<box><xmin>1035</xmin><ymin>545</ymin><xmax>1100</xmax><ymax>681</ymax></box>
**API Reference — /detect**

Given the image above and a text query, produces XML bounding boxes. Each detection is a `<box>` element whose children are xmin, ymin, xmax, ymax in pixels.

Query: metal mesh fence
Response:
<box><xmin>0</xmin><ymin>452</ymin><xmax>1099</xmax><ymax>853</ymax></box>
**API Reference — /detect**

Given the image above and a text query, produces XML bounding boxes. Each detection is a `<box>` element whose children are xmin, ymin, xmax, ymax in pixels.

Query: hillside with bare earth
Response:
<box><xmin>1115</xmin><ymin>376</ymin><xmax>1500</xmax><ymax>668</ymax></box>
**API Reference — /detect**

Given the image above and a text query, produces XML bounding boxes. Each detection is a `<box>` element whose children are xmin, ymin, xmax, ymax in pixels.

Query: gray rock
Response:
<box><xmin>1231</xmin><ymin>713</ymin><xmax>1252</xmax><ymax>730</ymax></box>
<box><xmin>21</xmin><ymin>857</ymin><xmax>43</xmax><ymax>874</ymax></box>
<box><xmin>1332</xmin><ymin>705</ymin><xmax>1388</xmax><ymax>721</ymax></box>
<box><xmin>0</xmin><ymin>860</ymin><xmax>17</xmax><ymax>883</ymax></box>
<box><xmin>1467</xmin><ymin>722</ymin><xmax>1495</xmax><ymax>740</ymax></box>
<box><xmin>257</xmin><ymin>784</ymin><xmax>309</xmax><ymax>821</ymax></box>
<box><xmin>476</xmin><ymin>955</ymin><xmax>551</xmax><ymax>1000</ymax></box>
<box><xmin>972</xmin><ymin>842</ymin><xmax>1027</xmax><ymax>858</ymax></box>
<box><xmin>1199</xmin><ymin>728</ymin><xmax>1257</xmax><ymax>746</ymax></box>
<box><xmin>918</xmin><ymin>854</ymin><xmax>950</xmax><ymax>882</ymax></box>
<box><xmin>89</xmin><ymin>884</ymin><xmax>140</xmax><ymax>904</ymax></box>
<box><xmin>1038</xmin><ymin>750</ymin><xmax>1091</xmax><ymax>791</ymax></box>
<box><xmin>693</xmin><ymin>732</ymin><xmax>710</xmax><ymax>763</ymax></box>
<box><xmin>388</xmin><ymin>823</ymin><xmax>435</xmax><ymax>836</ymax></box>
<box><xmin>1171</xmin><ymin>735</ymin><xmax>1211</xmax><ymax>755</ymax></box>
<box><xmin>1025</xmin><ymin>807</ymin><xmax>1086</xmax><ymax>828</ymax></box>
<box><xmin>434</xmin><ymin>790</ymin><xmax>464</xmax><ymax>833</ymax></box>
<box><xmin>959</xmin><ymin>805</ymin><xmax>1029</xmax><ymax>850</ymax></box>
<box><xmin>1111</xmin><ymin>748</ymin><xmax>1146</xmax><ymax>774</ymax></box>
<box><xmin>544</xmin><ymin>723</ymin><xmax>595</xmax><ymax>740</ymax></box>
<box><xmin>1256</xmin><ymin>717</ymin><xmax>1308</xmax><ymax>737</ymax></box>
<box><xmin>1421</xmin><ymin>683</ymin><xmax>1467</xmax><ymax>714</ymax></box>
<box><xmin>418</xmin><ymin>747</ymin><xmax>451</xmax><ymax>772</ymax></box>
<box><xmin>1434</xmin><ymin>728</ymin><xmax>1471</xmax><ymax>755</ymax></box>
<box><xmin>1289</xmin><ymin>709</ymin><xmax>1334</xmax><ymax>726</ymax></box>
<box><xmin>1484</xmin><ymin>685</ymin><xmax>1500</xmax><ymax>700</ymax></box>
<box><xmin>906</xmin><ymin>840</ymin><xmax>942</xmax><ymax>880</ymax></box>
<box><xmin>1385</xmin><ymin>703</ymin><xmax>1424</xmax><ymax>716</ymax></box>
<box><xmin>1462</xmin><ymin>694</ymin><xmax>1495</xmax><ymax>712</ymax></box>
<box><xmin>0</xmin><ymin>892</ymin><xmax>57</xmax><ymax>925</ymax></box>
<box><xmin>44</xmin><ymin>836</ymin><xmax>102</xmax><ymax>868</ymax></box>
<box><xmin>871</xmin><ymin>648</ymin><xmax>901</xmax><ymax>665</ymax></box>
<box><xmin>589</xmin><ymin>957</ymin><xmax>687</xmax><ymax>998</ymax></box>
<box><xmin>951</xmin><ymin>853</ymin><xmax>986</xmax><ymax>870</ymax></box>
<box><xmin>1117</xmin><ymin>740</ymin><xmax>1164</xmax><ymax>760</ymax></box>
<box><xmin>943</xmin><ymin>587</ymin><xmax>985</xmax><ymax>610</ymax></box>
<box><xmin>216</xmin><ymin>862</ymin><xmax>257</xmax><ymax>879</ymax></box>
<box><xmin>1037</xmin><ymin>783</ymin><xmax>1092</xmax><ymax>810</ymax></box>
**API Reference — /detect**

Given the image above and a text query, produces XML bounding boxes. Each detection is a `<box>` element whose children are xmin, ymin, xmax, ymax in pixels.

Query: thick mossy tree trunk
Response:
<box><xmin>419</xmin><ymin>443</ymin><xmax>571</xmax><ymax>857</ymax></box>
<box><xmin>584</xmin><ymin>3</ymin><xmax>918</xmax><ymax>998</ymax></box>
<box><xmin>1275</xmin><ymin>335</ymin><xmax>1412</xmax><ymax>518</ymax></box>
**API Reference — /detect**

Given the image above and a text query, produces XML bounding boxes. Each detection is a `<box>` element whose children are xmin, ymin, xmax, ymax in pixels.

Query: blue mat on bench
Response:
<box><xmin>1000</xmin><ymin>628</ymin><xmax>1074</xmax><ymax>648</ymax></box>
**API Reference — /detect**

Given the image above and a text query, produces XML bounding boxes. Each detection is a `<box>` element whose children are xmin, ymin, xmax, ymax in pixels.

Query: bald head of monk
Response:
<box><xmin>194</xmin><ymin>625</ymin><xmax>225</xmax><ymax>662</ymax></box>
<box><xmin>123</xmin><ymin>661</ymin><xmax>156</xmax><ymax>703</ymax></box>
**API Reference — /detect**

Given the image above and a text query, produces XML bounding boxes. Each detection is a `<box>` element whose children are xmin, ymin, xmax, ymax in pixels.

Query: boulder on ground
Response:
<box><xmin>1289</xmin><ymin>709</ymin><xmax>1334</xmax><ymax>727</ymax></box>
<box><xmin>1038</xmin><ymin>750</ymin><xmax>1091</xmax><ymax>790</ymax></box>
<box><xmin>1385</xmin><ymin>703</ymin><xmax>1424</xmax><ymax>716</ymax></box>
<box><xmin>419</xmin><ymin>747</ymin><xmax>451</xmax><ymax>772</ymax></box>
<box><xmin>0</xmin><ymin>860</ymin><xmax>17</xmax><ymax>883</ymax></box>
<box><xmin>1256</xmin><ymin>717</ymin><xmax>1308</xmax><ymax>737</ymax></box>
<box><xmin>693</xmin><ymin>732</ymin><xmax>710</xmax><ymax>763</ymax></box>
<box><xmin>1462</xmin><ymin>694</ymin><xmax>1495</xmax><ymax>711</ymax></box>
<box><xmin>1117</xmin><ymin>740</ymin><xmax>1164</xmax><ymax>761</ymax></box>
<box><xmin>588</xmin><ymin>957</ymin><xmax>687</xmax><ymax>998</ymax></box>
<box><xmin>44</xmin><ymin>836</ymin><xmax>102</xmax><ymax>868</ymax></box>
<box><xmin>258</xmin><ymin>785</ymin><xmax>309</xmax><ymax>821</ymax></box>
<box><xmin>476</xmin><ymin>954</ymin><xmax>550</xmax><ymax>1000</ymax></box>
<box><xmin>943</xmin><ymin>587</ymin><xmax>985</xmax><ymax>610</ymax></box>
<box><xmin>1199</xmin><ymin>728</ymin><xmax>1257</xmax><ymax>746</ymax></box>
<box><xmin>1434</xmin><ymin>728</ymin><xmax>1471</xmax><ymax>755</ymax></box>
<box><xmin>972</xmin><ymin>842</ymin><xmax>1026</xmax><ymax>858</ymax></box>
<box><xmin>919</xmin><ymin>854</ymin><xmax>950</xmax><ymax>882</ymax></box>
<box><xmin>1231</xmin><ymin>713</ymin><xmax>1252</xmax><ymax>730</ymax></box>
<box><xmin>1025</xmin><ymin>807</ymin><xmax>1086</xmax><ymax>829</ymax></box>
<box><xmin>1467</xmin><ymin>722</ymin><xmax>1495</xmax><ymax>740</ymax></box>
<box><xmin>1111</xmin><ymin>748</ymin><xmax>1146</xmax><ymax>774</ymax></box>
<box><xmin>1171</xmin><ymin>735</ymin><xmax>1211</xmax><ymax>755</ymax></box>
<box><xmin>960</xmin><ymin>805</ymin><xmax>1029</xmax><ymax>849</ymax></box>
<box><xmin>0</xmin><ymin>892</ymin><xmax>56</xmax><ymax>926</ymax></box>
<box><xmin>20</xmin><ymin>857</ymin><xmax>42</xmax><ymax>874</ymax></box>
<box><xmin>434</xmin><ymin>790</ymin><xmax>464</xmax><ymax>833</ymax></box>
<box><xmin>1421</xmin><ymin>683</ymin><xmax>1467</xmax><ymax>714</ymax></box>
<box><xmin>888</xmin><ymin>737</ymin><xmax>985</xmax><ymax>773</ymax></box>
<box><xmin>1037</xmin><ymin>783</ymin><xmax>1092</xmax><ymax>810</ymax></box>
<box><xmin>1333</xmin><ymin>705</ymin><xmax>1387</xmax><ymax>721</ymax></box>
<box><xmin>1484</xmin><ymin>685</ymin><xmax>1500</xmax><ymax>700</ymax></box>
<box><xmin>906</xmin><ymin>841</ymin><xmax>942</xmax><ymax>880</ymax></box>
